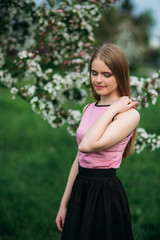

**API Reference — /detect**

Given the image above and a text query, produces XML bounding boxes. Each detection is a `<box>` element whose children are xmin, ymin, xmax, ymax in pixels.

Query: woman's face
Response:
<box><xmin>91</xmin><ymin>57</ymin><xmax>119</xmax><ymax>97</ymax></box>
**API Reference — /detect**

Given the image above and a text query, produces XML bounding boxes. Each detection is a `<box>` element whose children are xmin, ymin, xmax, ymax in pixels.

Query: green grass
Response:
<box><xmin>0</xmin><ymin>88</ymin><xmax>160</xmax><ymax>240</ymax></box>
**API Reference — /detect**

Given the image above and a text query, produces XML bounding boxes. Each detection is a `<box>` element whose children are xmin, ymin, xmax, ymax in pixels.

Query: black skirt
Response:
<box><xmin>61</xmin><ymin>165</ymin><xmax>134</xmax><ymax>240</ymax></box>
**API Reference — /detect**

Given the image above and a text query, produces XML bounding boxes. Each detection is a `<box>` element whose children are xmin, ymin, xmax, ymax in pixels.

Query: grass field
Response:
<box><xmin>0</xmin><ymin>87</ymin><xmax>160</xmax><ymax>240</ymax></box>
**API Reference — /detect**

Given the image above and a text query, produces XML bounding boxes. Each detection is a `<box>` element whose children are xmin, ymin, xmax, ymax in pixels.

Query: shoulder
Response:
<box><xmin>81</xmin><ymin>102</ymin><xmax>94</xmax><ymax>117</ymax></box>
<box><xmin>82</xmin><ymin>103</ymin><xmax>90</xmax><ymax>113</ymax></box>
<box><xmin>114</xmin><ymin>108</ymin><xmax>140</xmax><ymax>125</ymax></box>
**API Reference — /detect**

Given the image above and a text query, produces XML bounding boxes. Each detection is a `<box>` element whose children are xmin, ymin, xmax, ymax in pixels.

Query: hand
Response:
<box><xmin>111</xmin><ymin>96</ymin><xmax>139</xmax><ymax>114</ymax></box>
<box><xmin>55</xmin><ymin>204</ymin><xmax>67</xmax><ymax>232</ymax></box>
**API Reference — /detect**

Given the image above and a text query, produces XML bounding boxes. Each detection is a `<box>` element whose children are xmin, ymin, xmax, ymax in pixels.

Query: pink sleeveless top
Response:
<box><xmin>76</xmin><ymin>102</ymin><xmax>134</xmax><ymax>169</ymax></box>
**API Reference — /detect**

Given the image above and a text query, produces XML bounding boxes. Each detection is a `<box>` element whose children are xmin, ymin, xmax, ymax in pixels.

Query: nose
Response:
<box><xmin>96</xmin><ymin>74</ymin><xmax>102</xmax><ymax>83</ymax></box>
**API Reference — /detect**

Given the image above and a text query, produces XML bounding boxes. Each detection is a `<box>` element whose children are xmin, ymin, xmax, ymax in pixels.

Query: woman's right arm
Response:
<box><xmin>59</xmin><ymin>151</ymin><xmax>79</xmax><ymax>207</ymax></box>
<box><xmin>55</xmin><ymin>151</ymin><xmax>79</xmax><ymax>232</ymax></box>
<box><xmin>55</xmin><ymin>104</ymin><xmax>89</xmax><ymax>232</ymax></box>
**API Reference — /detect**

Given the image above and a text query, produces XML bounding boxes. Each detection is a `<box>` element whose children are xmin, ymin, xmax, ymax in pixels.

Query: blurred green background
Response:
<box><xmin>1</xmin><ymin>0</ymin><xmax>160</xmax><ymax>240</ymax></box>
<box><xmin>0</xmin><ymin>86</ymin><xmax>160</xmax><ymax>240</ymax></box>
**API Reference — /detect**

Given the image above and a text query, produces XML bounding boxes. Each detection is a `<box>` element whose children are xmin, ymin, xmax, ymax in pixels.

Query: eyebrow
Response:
<box><xmin>91</xmin><ymin>69</ymin><xmax>112</xmax><ymax>74</ymax></box>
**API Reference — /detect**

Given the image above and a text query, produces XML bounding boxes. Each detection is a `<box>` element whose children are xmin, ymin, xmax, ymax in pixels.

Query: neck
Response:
<box><xmin>99</xmin><ymin>94</ymin><xmax>120</xmax><ymax>105</ymax></box>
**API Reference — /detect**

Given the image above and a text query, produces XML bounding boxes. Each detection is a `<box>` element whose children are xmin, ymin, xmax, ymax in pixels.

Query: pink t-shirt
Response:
<box><xmin>76</xmin><ymin>102</ymin><xmax>134</xmax><ymax>169</ymax></box>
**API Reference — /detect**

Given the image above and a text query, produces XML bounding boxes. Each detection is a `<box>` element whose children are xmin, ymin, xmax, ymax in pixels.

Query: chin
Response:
<box><xmin>95</xmin><ymin>90</ymin><xmax>109</xmax><ymax>95</ymax></box>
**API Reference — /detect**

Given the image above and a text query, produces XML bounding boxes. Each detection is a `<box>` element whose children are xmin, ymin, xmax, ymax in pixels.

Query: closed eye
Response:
<box><xmin>91</xmin><ymin>70</ymin><xmax>97</xmax><ymax>76</ymax></box>
<box><xmin>91</xmin><ymin>70</ymin><xmax>112</xmax><ymax>78</ymax></box>
<box><xmin>104</xmin><ymin>73</ymin><xmax>113</xmax><ymax>78</ymax></box>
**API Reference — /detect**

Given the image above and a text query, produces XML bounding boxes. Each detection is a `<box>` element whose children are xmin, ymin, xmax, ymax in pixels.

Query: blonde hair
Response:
<box><xmin>89</xmin><ymin>43</ymin><xmax>137</xmax><ymax>158</ymax></box>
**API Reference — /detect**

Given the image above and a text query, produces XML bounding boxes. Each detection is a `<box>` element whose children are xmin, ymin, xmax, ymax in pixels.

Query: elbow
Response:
<box><xmin>79</xmin><ymin>140</ymin><xmax>110</xmax><ymax>153</ymax></box>
<box><xmin>78</xmin><ymin>141</ymin><xmax>100</xmax><ymax>153</ymax></box>
<box><xmin>78</xmin><ymin>142</ymin><xmax>93</xmax><ymax>153</ymax></box>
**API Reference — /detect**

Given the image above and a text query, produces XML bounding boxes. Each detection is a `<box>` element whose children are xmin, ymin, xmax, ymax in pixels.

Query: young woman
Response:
<box><xmin>56</xmin><ymin>43</ymin><xmax>140</xmax><ymax>240</ymax></box>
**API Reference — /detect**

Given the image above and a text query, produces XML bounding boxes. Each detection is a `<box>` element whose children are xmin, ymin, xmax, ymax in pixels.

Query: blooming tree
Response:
<box><xmin>0</xmin><ymin>0</ymin><xmax>160</xmax><ymax>153</ymax></box>
<box><xmin>0</xmin><ymin>0</ymin><xmax>37</xmax><ymax>53</ymax></box>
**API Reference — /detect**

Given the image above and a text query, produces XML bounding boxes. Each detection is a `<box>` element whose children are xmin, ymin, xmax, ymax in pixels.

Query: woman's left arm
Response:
<box><xmin>78</xmin><ymin>97</ymin><xmax>140</xmax><ymax>153</ymax></box>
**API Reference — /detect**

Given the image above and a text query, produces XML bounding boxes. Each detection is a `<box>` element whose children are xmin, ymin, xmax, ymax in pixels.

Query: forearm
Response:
<box><xmin>60</xmin><ymin>152</ymin><xmax>79</xmax><ymax>207</ymax></box>
<box><xmin>78</xmin><ymin>106</ymin><xmax>117</xmax><ymax>152</ymax></box>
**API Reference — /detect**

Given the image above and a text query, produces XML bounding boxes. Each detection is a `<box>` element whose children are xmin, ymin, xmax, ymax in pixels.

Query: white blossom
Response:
<box><xmin>10</xmin><ymin>87</ymin><xmax>18</xmax><ymax>94</ymax></box>
<box><xmin>30</xmin><ymin>96</ymin><xmax>38</xmax><ymax>104</ymax></box>
<box><xmin>28</xmin><ymin>85</ymin><xmax>36</xmax><ymax>96</ymax></box>
<box><xmin>18</xmin><ymin>50</ymin><xmax>28</xmax><ymax>59</ymax></box>
<box><xmin>0</xmin><ymin>48</ymin><xmax>5</xmax><ymax>67</ymax></box>
<box><xmin>45</xmin><ymin>68</ymin><xmax>53</xmax><ymax>74</ymax></box>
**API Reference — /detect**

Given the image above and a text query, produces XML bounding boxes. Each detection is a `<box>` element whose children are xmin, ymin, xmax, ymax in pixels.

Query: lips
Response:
<box><xmin>95</xmin><ymin>85</ymin><xmax>105</xmax><ymax>90</ymax></box>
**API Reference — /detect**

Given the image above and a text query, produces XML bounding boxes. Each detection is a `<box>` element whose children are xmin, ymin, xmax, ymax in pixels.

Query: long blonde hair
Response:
<box><xmin>89</xmin><ymin>43</ymin><xmax>137</xmax><ymax>158</ymax></box>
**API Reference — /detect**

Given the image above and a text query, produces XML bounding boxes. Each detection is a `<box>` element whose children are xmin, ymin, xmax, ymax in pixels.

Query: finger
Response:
<box><xmin>126</xmin><ymin>98</ymin><xmax>132</xmax><ymax>104</ymax></box>
<box><xmin>129</xmin><ymin>100</ymin><xmax>138</xmax><ymax>104</ymax></box>
<box><xmin>62</xmin><ymin>218</ymin><xmax>65</xmax><ymax>229</ymax></box>
<box><xmin>133</xmin><ymin>101</ymin><xmax>139</xmax><ymax>106</ymax></box>
<box><xmin>129</xmin><ymin>98</ymin><xmax>134</xmax><ymax>103</ymax></box>
<box><xmin>128</xmin><ymin>102</ymin><xmax>139</xmax><ymax>109</ymax></box>
<box><xmin>58</xmin><ymin>221</ymin><xmax>63</xmax><ymax>232</ymax></box>
<box><xmin>56</xmin><ymin>219</ymin><xmax>63</xmax><ymax>232</ymax></box>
